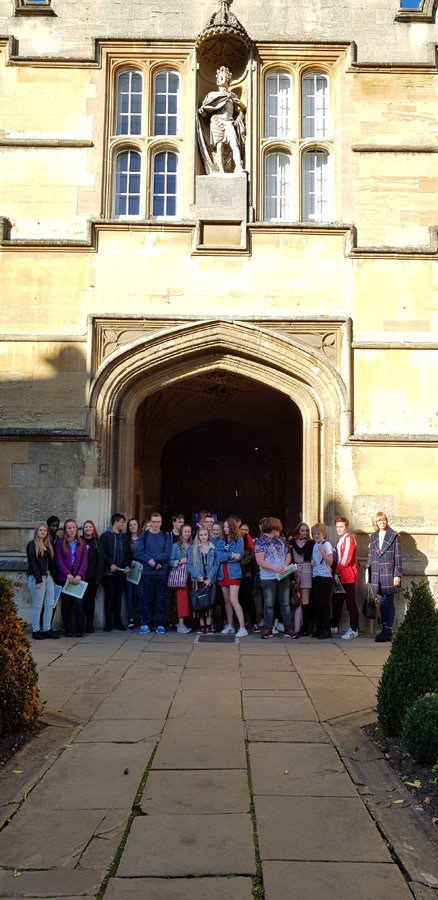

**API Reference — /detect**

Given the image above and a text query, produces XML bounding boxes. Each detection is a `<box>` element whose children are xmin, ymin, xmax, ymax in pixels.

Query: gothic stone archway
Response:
<box><xmin>88</xmin><ymin>318</ymin><xmax>349</xmax><ymax>528</ymax></box>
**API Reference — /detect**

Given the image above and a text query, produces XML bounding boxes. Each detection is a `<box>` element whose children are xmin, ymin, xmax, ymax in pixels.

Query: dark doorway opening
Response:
<box><xmin>161</xmin><ymin>419</ymin><xmax>296</xmax><ymax>534</ymax></box>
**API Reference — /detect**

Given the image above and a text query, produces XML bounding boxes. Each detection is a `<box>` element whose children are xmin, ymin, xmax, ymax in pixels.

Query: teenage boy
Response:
<box><xmin>331</xmin><ymin>516</ymin><xmax>359</xmax><ymax>640</ymax></box>
<box><xmin>135</xmin><ymin>512</ymin><xmax>171</xmax><ymax>635</ymax></box>
<box><xmin>311</xmin><ymin>523</ymin><xmax>333</xmax><ymax>640</ymax></box>
<box><xmin>47</xmin><ymin>516</ymin><xmax>60</xmax><ymax>547</ymax></box>
<box><xmin>100</xmin><ymin>513</ymin><xmax>130</xmax><ymax>631</ymax></box>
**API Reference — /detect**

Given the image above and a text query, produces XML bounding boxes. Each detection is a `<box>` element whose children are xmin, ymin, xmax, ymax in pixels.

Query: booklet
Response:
<box><xmin>61</xmin><ymin>579</ymin><xmax>88</xmax><ymax>600</ymax></box>
<box><xmin>126</xmin><ymin>560</ymin><xmax>142</xmax><ymax>585</ymax></box>
<box><xmin>275</xmin><ymin>563</ymin><xmax>297</xmax><ymax>581</ymax></box>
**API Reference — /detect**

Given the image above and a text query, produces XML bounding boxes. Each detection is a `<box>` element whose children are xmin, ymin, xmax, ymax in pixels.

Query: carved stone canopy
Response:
<box><xmin>196</xmin><ymin>0</ymin><xmax>252</xmax><ymax>76</ymax></box>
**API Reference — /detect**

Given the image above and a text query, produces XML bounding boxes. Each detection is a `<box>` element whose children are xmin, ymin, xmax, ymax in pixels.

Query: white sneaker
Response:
<box><xmin>277</xmin><ymin>622</ymin><xmax>285</xmax><ymax>633</ymax></box>
<box><xmin>341</xmin><ymin>627</ymin><xmax>358</xmax><ymax>640</ymax></box>
<box><xmin>177</xmin><ymin>624</ymin><xmax>191</xmax><ymax>634</ymax></box>
<box><xmin>236</xmin><ymin>627</ymin><xmax>248</xmax><ymax>638</ymax></box>
<box><xmin>221</xmin><ymin>624</ymin><xmax>235</xmax><ymax>635</ymax></box>
<box><xmin>258</xmin><ymin>618</ymin><xmax>265</xmax><ymax>628</ymax></box>
<box><xmin>330</xmin><ymin>626</ymin><xmax>338</xmax><ymax>634</ymax></box>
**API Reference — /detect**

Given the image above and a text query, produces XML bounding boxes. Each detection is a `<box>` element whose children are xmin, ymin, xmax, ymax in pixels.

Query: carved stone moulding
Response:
<box><xmin>196</xmin><ymin>0</ymin><xmax>252</xmax><ymax>77</ymax></box>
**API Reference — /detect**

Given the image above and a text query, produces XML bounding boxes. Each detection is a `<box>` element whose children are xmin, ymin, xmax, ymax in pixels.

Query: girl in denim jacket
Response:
<box><xmin>216</xmin><ymin>517</ymin><xmax>248</xmax><ymax>637</ymax></box>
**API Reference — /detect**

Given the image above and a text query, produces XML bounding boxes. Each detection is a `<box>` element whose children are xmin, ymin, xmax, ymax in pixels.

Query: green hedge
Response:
<box><xmin>401</xmin><ymin>693</ymin><xmax>438</xmax><ymax>765</ymax></box>
<box><xmin>377</xmin><ymin>580</ymin><xmax>438</xmax><ymax>736</ymax></box>
<box><xmin>0</xmin><ymin>574</ymin><xmax>41</xmax><ymax>735</ymax></box>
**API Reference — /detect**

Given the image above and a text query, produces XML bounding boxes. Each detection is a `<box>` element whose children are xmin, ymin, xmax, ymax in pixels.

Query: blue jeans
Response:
<box><xmin>28</xmin><ymin>574</ymin><xmax>55</xmax><ymax>633</ymax></box>
<box><xmin>377</xmin><ymin>593</ymin><xmax>395</xmax><ymax>629</ymax></box>
<box><xmin>260</xmin><ymin>577</ymin><xmax>292</xmax><ymax>631</ymax></box>
<box><xmin>139</xmin><ymin>572</ymin><xmax>168</xmax><ymax>628</ymax></box>
<box><xmin>126</xmin><ymin>579</ymin><xmax>137</xmax><ymax>621</ymax></box>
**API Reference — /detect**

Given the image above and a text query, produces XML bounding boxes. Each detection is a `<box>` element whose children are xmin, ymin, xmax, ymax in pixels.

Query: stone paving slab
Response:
<box><xmin>262</xmin><ymin>861</ymin><xmax>414</xmax><ymax>900</ymax></box>
<box><xmin>291</xmin><ymin>663</ymin><xmax>365</xmax><ymax>677</ymax></box>
<box><xmin>168</xmin><ymin>688</ymin><xmax>242</xmax><ymax>718</ymax></box>
<box><xmin>152</xmin><ymin>718</ymin><xmax>247</xmax><ymax>769</ymax></box>
<box><xmin>105</xmin><ymin>876</ymin><xmax>253</xmax><ymax>900</ymax></box>
<box><xmin>241</xmin><ymin>673</ymin><xmax>302</xmax><ymax>691</ymax></box>
<box><xmin>242</xmin><ymin>691</ymin><xmax>317</xmax><ymax>721</ymax></box>
<box><xmin>26</xmin><ymin>743</ymin><xmax>152</xmax><ymax>809</ymax></box>
<box><xmin>185</xmin><ymin>656</ymin><xmax>240</xmax><ymax>669</ymax></box>
<box><xmin>76</xmin><ymin>719</ymin><xmax>164</xmax><ymax>743</ymax></box>
<box><xmin>132</xmin><ymin>652</ymin><xmax>189</xmax><ymax>666</ymax></box>
<box><xmin>239</xmin><ymin>656</ymin><xmax>294</xmax><ymax>671</ymax></box>
<box><xmin>0</xmin><ymin>807</ymin><xmax>105</xmax><ymax>868</ymax></box>
<box><xmin>179</xmin><ymin>668</ymin><xmax>240</xmax><ymax>689</ymax></box>
<box><xmin>121</xmin><ymin>660</ymin><xmax>184</xmax><ymax>678</ymax></box>
<box><xmin>93</xmin><ymin>684</ymin><xmax>173</xmax><ymax>720</ymax></box>
<box><xmin>78</xmin><ymin>809</ymin><xmax>130</xmax><ymax>870</ymax></box>
<box><xmin>238</xmin><ymin>642</ymin><xmax>289</xmax><ymax>655</ymax></box>
<box><xmin>118</xmin><ymin>813</ymin><xmax>256</xmax><ymax>876</ymax></box>
<box><xmin>0</xmin><ymin>869</ymin><xmax>103</xmax><ymax>896</ymax></box>
<box><xmin>255</xmin><ymin>796</ymin><xmax>391</xmax><ymax>862</ymax></box>
<box><xmin>246</xmin><ymin>720</ymin><xmax>330</xmax><ymax>743</ymax></box>
<box><xmin>60</xmin><ymin>691</ymin><xmax>107</xmax><ymax>720</ymax></box>
<box><xmin>298</xmin><ymin>674</ymin><xmax>377</xmax><ymax>720</ymax></box>
<box><xmin>142</xmin><ymin>769</ymin><xmax>250</xmax><ymax>815</ymax></box>
<box><xmin>356</xmin><ymin>665</ymin><xmax>385</xmax><ymax>678</ymax></box>
<box><xmin>250</xmin><ymin>742</ymin><xmax>357</xmax><ymax>796</ymax></box>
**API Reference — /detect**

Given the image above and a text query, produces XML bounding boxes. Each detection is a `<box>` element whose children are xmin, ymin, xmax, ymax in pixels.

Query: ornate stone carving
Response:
<box><xmin>196</xmin><ymin>0</ymin><xmax>252</xmax><ymax>73</ymax></box>
<box><xmin>91</xmin><ymin>316</ymin><xmax>347</xmax><ymax>373</ymax></box>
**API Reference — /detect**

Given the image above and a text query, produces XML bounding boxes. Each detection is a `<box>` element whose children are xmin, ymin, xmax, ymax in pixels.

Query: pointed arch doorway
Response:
<box><xmin>134</xmin><ymin>368</ymin><xmax>303</xmax><ymax>533</ymax></box>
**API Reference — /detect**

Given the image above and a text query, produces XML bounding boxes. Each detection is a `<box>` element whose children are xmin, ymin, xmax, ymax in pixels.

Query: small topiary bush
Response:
<box><xmin>0</xmin><ymin>574</ymin><xmax>41</xmax><ymax>735</ymax></box>
<box><xmin>401</xmin><ymin>693</ymin><xmax>438</xmax><ymax>765</ymax></box>
<box><xmin>377</xmin><ymin>580</ymin><xmax>438</xmax><ymax>736</ymax></box>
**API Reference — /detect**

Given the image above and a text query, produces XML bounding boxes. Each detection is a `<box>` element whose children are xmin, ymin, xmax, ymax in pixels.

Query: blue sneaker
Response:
<box><xmin>155</xmin><ymin>625</ymin><xmax>166</xmax><ymax>635</ymax></box>
<box><xmin>139</xmin><ymin>624</ymin><xmax>150</xmax><ymax>634</ymax></box>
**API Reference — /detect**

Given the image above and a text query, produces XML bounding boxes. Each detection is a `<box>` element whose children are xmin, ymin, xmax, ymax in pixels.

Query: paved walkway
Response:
<box><xmin>0</xmin><ymin>631</ymin><xmax>422</xmax><ymax>899</ymax></box>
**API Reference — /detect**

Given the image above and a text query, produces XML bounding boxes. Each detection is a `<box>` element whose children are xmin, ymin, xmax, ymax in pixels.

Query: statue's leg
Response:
<box><xmin>217</xmin><ymin>141</ymin><xmax>225</xmax><ymax>173</ymax></box>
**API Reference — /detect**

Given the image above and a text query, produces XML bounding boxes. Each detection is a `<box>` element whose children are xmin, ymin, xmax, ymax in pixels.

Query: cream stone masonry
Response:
<box><xmin>0</xmin><ymin>0</ymin><xmax>437</xmax><ymax>618</ymax></box>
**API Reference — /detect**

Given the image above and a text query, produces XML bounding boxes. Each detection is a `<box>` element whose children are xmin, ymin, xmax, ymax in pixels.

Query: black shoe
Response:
<box><xmin>32</xmin><ymin>631</ymin><xmax>44</xmax><ymax>640</ymax></box>
<box><xmin>375</xmin><ymin>627</ymin><xmax>392</xmax><ymax>643</ymax></box>
<box><xmin>86</xmin><ymin>625</ymin><xmax>94</xmax><ymax>633</ymax></box>
<box><xmin>114</xmin><ymin>622</ymin><xmax>127</xmax><ymax>631</ymax></box>
<box><xmin>252</xmin><ymin>623</ymin><xmax>261</xmax><ymax>633</ymax></box>
<box><xmin>75</xmin><ymin>632</ymin><xmax>83</xmax><ymax>638</ymax></box>
<box><xmin>65</xmin><ymin>631</ymin><xmax>73</xmax><ymax>637</ymax></box>
<box><xmin>317</xmin><ymin>630</ymin><xmax>331</xmax><ymax>640</ymax></box>
<box><xmin>43</xmin><ymin>629</ymin><xmax>60</xmax><ymax>639</ymax></box>
<box><xmin>103</xmin><ymin>625</ymin><xmax>112</xmax><ymax>632</ymax></box>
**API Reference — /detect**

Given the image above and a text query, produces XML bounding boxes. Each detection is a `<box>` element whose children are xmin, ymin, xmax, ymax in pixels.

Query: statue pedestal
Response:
<box><xmin>191</xmin><ymin>173</ymin><xmax>248</xmax><ymax>250</ymax></box>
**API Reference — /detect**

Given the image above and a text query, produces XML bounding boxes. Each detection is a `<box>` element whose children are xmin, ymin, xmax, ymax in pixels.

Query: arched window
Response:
<box><xmin>152</xmin><ymin>151</ymin><xmax>178</xmax><ymax>216</ymax></box>
<box><xmin>114</xmin><ymin>150</ymin><xmax>141</xmax><ymax>217</ymax></box>
<box><xmin>302</xmin><ymin>149</ymin><xmax>329</xmax><ymax>221</ymax></box>
<box><xmin>301</xmin><ymin>72</ymin><xmax>329</xmax><ymax>139</ymax></box>
<box><xmin>153</xmin><ymin>70</ymin><xmax>180</xmax><ymax>136</ymax></box>
<box><xmin>264</xmin><ymin>152</ymin><xmax>292</xmax><ymax>221</ymax></box>
<box><xmin>265</xmin><ymin>72</ymin><xmax>293</xmax><ymax>138</ymax></box>
<box><xmin>115</xmin><ymin>70</ymin><xmax>143</xmax><ymax>136</ymax></box>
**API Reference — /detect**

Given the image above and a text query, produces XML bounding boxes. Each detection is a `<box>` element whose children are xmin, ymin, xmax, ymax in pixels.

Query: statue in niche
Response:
<box><xmin>197</xmin><ymin>66</ymin><xmax>246</xmax><ymax>175</ymax></box>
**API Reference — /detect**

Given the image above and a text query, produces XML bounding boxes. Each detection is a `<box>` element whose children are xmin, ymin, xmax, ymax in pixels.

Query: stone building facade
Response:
<box><xmin>0</xmin><ymin>0</ymin><xmax>437</xmax><ymax>617</ymax></box>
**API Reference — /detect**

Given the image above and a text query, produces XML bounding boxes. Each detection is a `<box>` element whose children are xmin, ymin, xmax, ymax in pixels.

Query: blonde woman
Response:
<box><xmin>188</xmin><ymin>527</ymin><xmax>217</xmax><ymax>634</ymax></box>
<box><xmin>26</xmin><ymin>523</ymin><xmax>57</xmax><ymax>640</ymax></box>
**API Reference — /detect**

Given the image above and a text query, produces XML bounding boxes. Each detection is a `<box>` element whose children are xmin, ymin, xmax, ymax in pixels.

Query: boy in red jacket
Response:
<box><xmin>330</xmin><ymin>516</ymin><xmax>359</xmax><ymax>640</ymax></box>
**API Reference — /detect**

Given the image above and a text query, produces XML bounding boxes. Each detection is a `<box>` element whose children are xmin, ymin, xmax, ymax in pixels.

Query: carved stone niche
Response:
<box><xmin>196</xmin><ymin>0</ymin><xmax>252</xmax><ymax>80</ymax></box>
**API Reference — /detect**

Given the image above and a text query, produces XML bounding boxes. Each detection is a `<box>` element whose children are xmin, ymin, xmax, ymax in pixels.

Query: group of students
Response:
<box><xmin>26</xmin><ymin>508</ymin><xmax>402</xmax><ymax>643</ymax></box>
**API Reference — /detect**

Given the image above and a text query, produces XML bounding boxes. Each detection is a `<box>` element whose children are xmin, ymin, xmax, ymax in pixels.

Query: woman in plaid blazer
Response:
<box><xmin>367</xmin><ymin>511</ymin><xmax>402</xmax><ymax>642</ymax></box>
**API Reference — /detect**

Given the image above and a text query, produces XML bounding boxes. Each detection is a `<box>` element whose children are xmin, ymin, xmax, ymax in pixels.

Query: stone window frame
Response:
<box><xmin>105</xmin><ymin>53</ymin><xmax>187</xmax><ymax>221</ymax></box>
<box><xmin>15</xmin><ymin>0</ymin><xmax>56</xmax><ymax>15</ymax></box>
<box><xmin>259</xmin><ymin>60</ymin><xmax>334</xmax><ymax>223</ymax></box>
<box><xmin>395</xmin><ymin>0</ymin><xmax>435</xmax><ymax>21</ymax></box>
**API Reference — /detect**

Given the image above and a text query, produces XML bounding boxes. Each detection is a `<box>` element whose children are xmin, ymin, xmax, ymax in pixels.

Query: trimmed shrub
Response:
<box><xmin>0</xmin><ymin>575</ymin><xmax>41</xmax><ymax>735</ymax></box>
<box><xmin>377</xmin><ymin>580</ymin><xmax>438</xmax><ymax>736</ymax></box>
<box><xmin>401</xmin><ymin>693</ymin><xmax>438</xmax><ymax>765</ymax></box>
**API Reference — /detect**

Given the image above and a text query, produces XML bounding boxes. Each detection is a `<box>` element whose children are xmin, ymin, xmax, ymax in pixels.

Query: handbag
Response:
<box><xmin>333</xmin><ymin>575</ymin><xmax>345</xmax><ymax>594</ymax></box>
<box><xmin>290</xmin><ymin>579</ymin><xmax>301</xmax><ymax>609</ymax></box>
<box><xmin>189</xmin><ymin>583</ymin><xmax>213</xmax><ymax>612</ymax></box>
<box><xmin>362</xmin><ymin>583</ymin><xmax>377</xmax><ymax>619</ymax></box>
<box><xmin>167</xmin><ymin>562</ymin><xmax>188</xmax><ymax>588</ymax></box>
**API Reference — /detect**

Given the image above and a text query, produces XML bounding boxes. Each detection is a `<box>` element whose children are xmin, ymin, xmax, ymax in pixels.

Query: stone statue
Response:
<box><xmin>197</xmin><ymin>66</ymin><xmax>246</xmax><ymax>175</ymax></box>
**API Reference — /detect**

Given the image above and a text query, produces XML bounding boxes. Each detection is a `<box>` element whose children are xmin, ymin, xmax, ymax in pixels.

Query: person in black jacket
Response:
<box><xmin>100</xmin><ymin>513</ymin><xmax>130</xmax><ymax>631</ymax></box>
<box><xmin>82</xmin><ymin>520</ymin><xmax>105</xmax><ymax>633</ymax></box>
<box><xmin>26</xmin><ymin>523</ymin><xmax>58</xmax><ymax>640</ymax></box>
